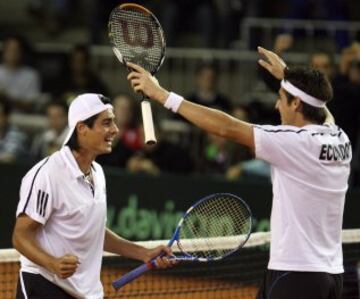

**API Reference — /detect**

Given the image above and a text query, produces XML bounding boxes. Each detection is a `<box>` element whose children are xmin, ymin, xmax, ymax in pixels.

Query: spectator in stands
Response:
<box><xmin>310</xmin><ymin>51</ymin><xmax>336</xmax><ymax>80</ymax></box>
<box><xmin>198</xmin><ymin>132</ymin><xmax>247</xmax><ymax>176</ymax></box>
<box><xmin>197</xmin><ymin>104</ymin><xmax>251</xmax><ymax>176</ymax></box>
<box><xmin>285</xmin><ymin>0</ymin><xmax>350</xmax><ymax>50</ymax></box>
<box><xmin>27</xmin><ymin>0</ymin><xmax>72</xmax><ymax>36</ymax></box>
<box><xmin>126</xmin><ymin>126</ymin><xmax>194</xmax><ymax>175</ymax></box>
<box><xmin>52</xmin><ymin>44</ymin><xmax>108</xmax><ymax>105</ymax></box>
<box><xmin>0</xmin><ymin>97</ymin><xmax>28</xmax><ymax>163</ymax></box>
<box><xmin>97</xmin><ymin>94</ymin><xmax>143</xmax><ymax>168</ymax></box>
<box><xmin>329</xmin><ymin>43</ymin><xmax>360</xmax><ymax>151</ymax></box>
<box><xmin>160</xmin><ymin>0</ymin><xmax>214</xmax><ymax>47</ymax></box>
<box><xmin>225</xmin><ymin>104</ymin><xmax>270</xmax><ymax>181</ymax></box>
<box><xmin>0</xmin><ymin>35</ymin><xmax>41</xmax><ymax>113</ymax></box>
<box><xmin>187</xmin><ymin>62</ymin><xmax>232</xmax><ymax>112</ymax></box>
<box><xmin>210</xmin><ymin>0</ymin><xmax>245</xmax><ymax>48</ymax></box>
<box><xmin>31</xmin><ymin>101</ymin><xmax>68</xmax><ymax>161</ymax></box>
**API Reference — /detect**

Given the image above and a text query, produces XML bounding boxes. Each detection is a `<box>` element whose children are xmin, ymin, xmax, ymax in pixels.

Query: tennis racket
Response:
<box><xmin>108</xmin><ymin>3</ymin><xmax>166</xmax><ymax>145</ymax></box>
<box><xmin>112</xmin><ymin>193</ymin><xmax>252</xmax><ymax>290</ymax></box>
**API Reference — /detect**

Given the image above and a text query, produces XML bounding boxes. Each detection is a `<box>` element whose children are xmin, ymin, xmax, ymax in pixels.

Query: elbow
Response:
<box><xmin>12</xmin><ymin>230</ymin><xmax>20</xmax><ymax>250</ymax></box>
<box><xmin>12</xmin><ymin>227</ymin><xmax>24</xmax><ymax>251</ymax></box>
<box><xmin>217</xmin><ymin>117</ymin><xmax>237</xmax><ymax>140</ymax></box>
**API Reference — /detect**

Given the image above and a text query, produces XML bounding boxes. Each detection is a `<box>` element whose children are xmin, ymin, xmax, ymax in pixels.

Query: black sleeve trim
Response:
<box><xmin>22</xmin><ymin>157</ymin><xmax>50</xmax><ymax>214</ymax></box>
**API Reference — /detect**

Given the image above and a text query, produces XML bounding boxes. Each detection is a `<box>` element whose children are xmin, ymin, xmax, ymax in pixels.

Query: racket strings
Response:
<box><xmin>109</xmin><ymin>8</ymin><xmax>164</xmax><ymax>74</ymax></box>
<box><xmin>179</xmin><ymin>195</ymin><xmax>251</xmax><ymax>260</ymax></box>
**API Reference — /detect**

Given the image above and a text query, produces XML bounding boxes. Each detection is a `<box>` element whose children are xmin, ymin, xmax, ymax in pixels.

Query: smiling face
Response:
<box><xmin>78</xmin><ymin>108</ymin><xmax>119</xmax><ymax>155</ymax></box>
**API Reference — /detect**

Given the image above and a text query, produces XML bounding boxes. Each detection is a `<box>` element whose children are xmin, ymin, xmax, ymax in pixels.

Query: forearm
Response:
<box><xmin>12</xmin><ymin>230</ymin><xmax>56</xmax><ymax>272</ymax></box>
<box><xmin>178</xmin><ymin>100</ymin><xmax>246</xmax><ymax>139</ymax></box>
<box><xmin>152</xmin><ymin>89</ymin><xmax>254</xmax><ymax>148</ymax></box>
<box><xmin>104</xmin><ymin>228</ymin><xmax>147</xmax><ymax>262</ymax></box>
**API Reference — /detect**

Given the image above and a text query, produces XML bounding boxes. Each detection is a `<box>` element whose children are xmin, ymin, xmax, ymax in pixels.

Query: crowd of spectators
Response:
<box><xmin>14</xmin><ymin>0</ymin><xmax>358</xmax><ymax>48</ymax></box>
<box><xmin>0</xmin><ymin>27</ymin><xmax>359</xmax><ymax>185</ymax></box>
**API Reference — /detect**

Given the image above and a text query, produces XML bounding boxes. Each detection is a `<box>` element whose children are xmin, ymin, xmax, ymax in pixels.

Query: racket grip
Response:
<box><xmin>112</xmin><ymin>261</ymin><xmax>154</xmax><ymax>290</ymax></box>
<box><xmin>141</xmin><ymin>100</ymin><xmax>157</xmax><ymax>145</ymax></box>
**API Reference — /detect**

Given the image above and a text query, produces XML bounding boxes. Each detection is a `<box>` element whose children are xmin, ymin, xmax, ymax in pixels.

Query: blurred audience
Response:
<box><xmin>31</xmin><ymin>100</ymin><xmax>68</xmax><ymax>161</ymax></box>
<box><xmin>285</xmin><ymin>0</ymin><xmax>351</xmax><ymax>49</ymax></box>
<box><xmin>160</xmin><ymin>0</ymin><xmax>214</xmax><ymax>48</ymax></box>
<box><xmin>50</xmin><ymin>44</ymin><xmax>108</xmax><ymax>105</ymax></box>
<box><xmin>330</xmin><ymin>43</ymin><xmax>360</xmax><ymax>150</ymax></box>
<box><xmin>0</xmin><ymin>35</ymin><xmax>41</xmax><ymax>113</ymax></box>
<box><xmin>27</xmin><ymin>0</ymin><xmax>73</xmax><ymax>36</ymax></box>
<box><xmin>225</xmin><ymin>104</ymin><xmax>270</xmax><ymax>181</ymax></box>
<box><xmin>309</xmin><ymin>51</ymin><xmax>336</xmax><ymax>79</ymax></box>
<box><xmin>126</xmin><ymin>126</ymin><xmax>194</xmax><ymax>175</ymax></box>
<box><xmin>187</xmin><ymin>62</ymin><xmax>232</xmax><ymax>112</ymax></box>
<box><xmin>0</xmin><ymin>97</ymin><xmax>28</xmax><ymax>163</ymax></box>
<box><xmin>213</xmin><ymin>0</ymin><xmax>245</xmax><ymax>48</ymax></box>
<box><xmin>198</xmin><ymin>133</ymin><xmax>246</xmax><ymax>176</ymax></box>
<box><xmin>199</xmin><ymin>104</ymin><xmax>252</xmax><ymax>176</ymax></box>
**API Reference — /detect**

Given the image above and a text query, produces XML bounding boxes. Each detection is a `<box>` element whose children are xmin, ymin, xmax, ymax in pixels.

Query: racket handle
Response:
<box><xmin>141</xmin><ymin>100</ymin><xmax>157</xmax><ymax>145</ymax></box>
<box><xmin>112</xmin><ymin>261</ymin><xmax>155</xmax><ymax>289</ymax></box>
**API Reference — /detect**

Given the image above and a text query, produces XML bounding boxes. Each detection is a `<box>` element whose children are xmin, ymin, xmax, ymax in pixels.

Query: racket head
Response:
<box><xmin>108</xmin><ymin>3</ymin><xmax>166</xmax><ymax>74</ymax></box>
<box><xmin>173</xmin><ymin>193</ymin><xmax>252</xmax><ymax>262</ymax></box>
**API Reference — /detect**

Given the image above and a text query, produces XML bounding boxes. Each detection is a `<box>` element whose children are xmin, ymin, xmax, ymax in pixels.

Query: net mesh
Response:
<box><xmin>108</xmin><ymin>5</ymin><xmax>165</xmax><ymax>74</ymax></box>
<box><xmin>179</xmin><ymin>195</ymin><xmax>252</xmax><ymax>260</ymax></box>
<box><xmin>1</xmin><ymin>230</ymin><xmax>360</xmax><ymax>299</ymax></box>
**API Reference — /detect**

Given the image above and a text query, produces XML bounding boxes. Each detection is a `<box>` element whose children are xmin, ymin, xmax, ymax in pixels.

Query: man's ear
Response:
<box><xmin>293</xmin><ymin>97</ymin><xmax>303</xmax><ymax>112</ymax></box>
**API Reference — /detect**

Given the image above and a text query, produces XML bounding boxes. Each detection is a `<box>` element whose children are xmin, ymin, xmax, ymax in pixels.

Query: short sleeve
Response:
<box><xmin>253</xmin><ymin>124</ymin><xmax>307</xmax><ymax>168</ymax></box>
<box><xmin>16</xmin><ymin>159</ymin><xmax>53</xmax><ymax>225</ymax></box>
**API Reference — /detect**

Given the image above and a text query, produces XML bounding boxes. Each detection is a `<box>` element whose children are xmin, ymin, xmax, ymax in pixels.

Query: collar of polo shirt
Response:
<box><xmin>61</xmin><ymin>146</ymin><xmax>96</xmax><ymax>179</ymax></box>
<box><xmin>62</xmin><ymin>93</ymin><xmax>113</xmax><ymax>146</ymax></box>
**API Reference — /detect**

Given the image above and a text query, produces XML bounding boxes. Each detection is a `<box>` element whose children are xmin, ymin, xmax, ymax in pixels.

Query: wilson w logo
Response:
<box><xmin>37</xmin><ymin>190</ymin><xmax>49</xmax><ymax>217</ymax></box>
<box><xmin>119</xmin><ymin>20</ymin><xmax>154</xmax><ymax>48</ymax></box>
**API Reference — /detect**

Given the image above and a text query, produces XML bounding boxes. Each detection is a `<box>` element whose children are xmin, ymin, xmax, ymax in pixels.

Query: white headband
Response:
<box><xmin>281</xmin><ymin>80</ymin><xmax>325</xmax><ymax>108</ymax></box>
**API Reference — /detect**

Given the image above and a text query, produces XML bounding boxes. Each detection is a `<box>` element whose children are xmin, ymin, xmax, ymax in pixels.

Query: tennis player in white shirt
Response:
<box><xmin>126</xmin><ymin>47</ymin><xmax>352</xmax><ymax>299</ymax></box>
<box><xmin>13</xmin><ymin>94</ymin><xmax>173</xmax><ymax>299</ymax></box>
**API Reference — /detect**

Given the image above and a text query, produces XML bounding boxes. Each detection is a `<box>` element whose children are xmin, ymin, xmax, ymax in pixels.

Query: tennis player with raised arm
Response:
<box><xmin>126</xmin><ymin>47</ymin><xmax>352</xmax><ymax>299</ymax></box>
<box><xmin>12</xmin><ymin>94</ymin><xmax>173</xmax><ymax>299</ymax></box>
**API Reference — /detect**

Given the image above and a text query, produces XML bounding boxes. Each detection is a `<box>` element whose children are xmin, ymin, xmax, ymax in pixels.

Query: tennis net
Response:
<box><xmin>1</xmin><ymin>230</ymin><xmax>359</xmax><ymax>299</ymax></box>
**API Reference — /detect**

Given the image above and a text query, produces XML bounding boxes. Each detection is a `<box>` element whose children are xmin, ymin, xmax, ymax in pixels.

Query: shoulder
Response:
<box><xmin>22</xmin><ymin>151</ymin><xmax>61</xmax><ymax>184</ymax></box>
<box><xmin>21</xmin><ymin>157</ymin><xmax>51</xmax><ymax>186</ymax></box>
<box><xmin>253</xmin><ymin>124</ymin><xmax>309</xmax><ymax>135</ymax></box>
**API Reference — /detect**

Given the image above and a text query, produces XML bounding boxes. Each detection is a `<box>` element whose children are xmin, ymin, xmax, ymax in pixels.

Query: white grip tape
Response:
<box><xmin>164</xmin><ymin>92</ymin><xmax>184</xmax><ymax>113</ymax></box>
<box><xmin>141</xmin><ymin>101</ymin><xmax>157</xmax><ymax>144</ymax></box>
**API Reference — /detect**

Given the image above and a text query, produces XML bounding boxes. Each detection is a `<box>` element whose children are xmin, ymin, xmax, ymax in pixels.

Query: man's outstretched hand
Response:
<box><xmin>126</xmin><ymin>62</ymin><xmax>169</xmax><ymax>104</ymax></box>
<box><xmin>257</xmin><ymin>46</ymin><xmax>287</xmax><ymax>80</ymax></box>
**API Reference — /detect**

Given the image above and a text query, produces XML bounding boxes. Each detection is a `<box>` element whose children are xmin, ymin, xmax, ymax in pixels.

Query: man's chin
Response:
<box><xmin>98</xmin><ymin>145</ymin><xmax>113</xmax><ymax>155</ymax></box>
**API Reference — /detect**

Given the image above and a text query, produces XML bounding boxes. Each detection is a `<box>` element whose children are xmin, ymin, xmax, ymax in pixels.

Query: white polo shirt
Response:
<box><xmin>254</xmin><ymin>124</ymin><xmax>351</xmax><ymax>274</ymax></box>
<box><xmin>16</xmin><ymin>146</ymin><xmax>107</xmax><ymax>299</ymax></box>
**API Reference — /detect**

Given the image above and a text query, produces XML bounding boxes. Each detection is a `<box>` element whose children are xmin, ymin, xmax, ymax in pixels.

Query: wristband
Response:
<box><xmin>164</xmin><ymin>92</ymin><xmax>184</xmax><ymax>113</ymax></box>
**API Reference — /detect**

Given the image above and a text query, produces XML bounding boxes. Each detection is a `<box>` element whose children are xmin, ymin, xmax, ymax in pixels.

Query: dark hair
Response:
<box><xmin>71</xmin><ymin>44</ymin><xmax>91</xmax><ymax>63</ymax></box>
<box><xmin>2</xmin><ymin>34</ymin><xmax>34</xmax><ymax>66</ymax></box>
<box><xmin>195</xmin><ymin>61</ymin><xmax>219</xmax><ymax>76</ymax></box>
<box><xmin>283</xmin><ymin>67</ymin><xmax>333</xmax><ymax>124</ymax></box>
<box><xmin>66</xmin><ymin>95</ymin><xmax>111</xmax><ymax>150</ymax></box>
<box><xmin>0</xmin><ymin>97</ymin><xmax>12</xmax><ymax>116</ymax></box>
<box><xmin>46</xmin><ymin>100</ymin><xmax>68</xmax><ymax>114</ymax></box>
